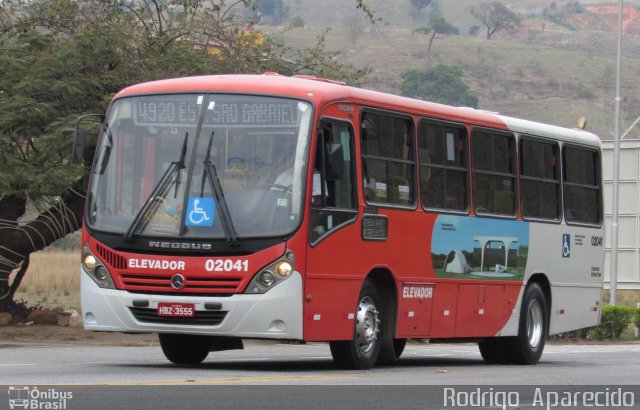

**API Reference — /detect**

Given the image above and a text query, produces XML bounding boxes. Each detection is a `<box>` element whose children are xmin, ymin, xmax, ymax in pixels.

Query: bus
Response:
<box><xmin>76</xmin><ymin>73</ymin><xmax>604</xmax><ymax>369</ymax></box>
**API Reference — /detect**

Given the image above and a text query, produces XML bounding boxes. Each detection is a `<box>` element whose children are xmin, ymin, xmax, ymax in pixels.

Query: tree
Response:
<box><xmin>244</xmin><ymin>0</ymin><xmax>289</xmax><ymax>26</ymax></box>
<box><xmin>0</xmin><ymin>0</ymin><xmax>370</xmax><ymax>311</ymax></box>
<box><xmin>415</xmin><ymin>16</ymin><xmax>459</xmax><ymax>52</ymax></box>
<box><xmin>408</xmin><ymin>0</ymin><xmax>432</xmax><ymax>31</ymax></box>
<box><xmin>400</xmin><ymin>65</ymin><xmax>479</xmax><ymax>108</ymax></box>
<box><xmin>468</xmin><ymin>1</ymin><xmax>521</xmax><ymax>40</ymax></box>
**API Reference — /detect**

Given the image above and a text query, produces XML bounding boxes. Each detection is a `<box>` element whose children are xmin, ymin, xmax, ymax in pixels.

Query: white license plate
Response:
<box><xmin>157</xmin><ymin>303</ymin><xmax>195</xmax><ymax>318</ymax></box>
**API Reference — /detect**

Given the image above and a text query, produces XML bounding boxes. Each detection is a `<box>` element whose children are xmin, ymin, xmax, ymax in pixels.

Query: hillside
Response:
<box><xmin>271</xmin><ymin>0</ymin><xmax>640</xmax><ymax>140</ymax></box>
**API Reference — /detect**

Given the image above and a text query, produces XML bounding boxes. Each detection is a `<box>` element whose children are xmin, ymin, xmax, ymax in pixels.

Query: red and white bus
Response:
<box><xmin>77</xmin><ymin>73</ymin><xmax>604</xmax><ymax>369</ymax></box>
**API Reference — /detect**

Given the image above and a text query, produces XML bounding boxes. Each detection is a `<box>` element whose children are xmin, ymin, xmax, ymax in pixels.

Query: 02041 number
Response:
<box><xmin>205</xmin><ymin>259</ymin><xmax>249</xmax><ymax>272</ymax></box>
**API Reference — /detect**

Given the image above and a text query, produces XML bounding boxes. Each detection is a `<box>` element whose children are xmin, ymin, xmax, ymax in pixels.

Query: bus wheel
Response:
<box><xmin>159</xmin><ymin>333</ymin><xmax>213</xmax><ymax>364</ymax></box>
<box><xmin>330</xmin><ymin>280</ymin><xmax>383</xmax><ymax>370</ymax></box>
<box><xmin>393</xmin><ymin>338</ymin><xmax>407</xmax><ymax>359</ymax></box>
<box><xmin>478</xmin><ymin>338</ymin><xmax>509</xmax><ymax>364</ymax></box>
<box><xmin>378</xmin><ymin>338</ymin><xmax>407</xmax><ymax>364</ymax></box>
<box><xmin>509</xmin><ymin>283</ymin><xmax>547</xmax><ymax>365</ymax></box>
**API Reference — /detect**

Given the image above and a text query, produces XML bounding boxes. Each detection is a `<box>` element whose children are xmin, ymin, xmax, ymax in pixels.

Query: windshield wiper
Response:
<box><xmin>123</xmin><ymin>133</ymin><xmax>189</xmax><ymax>242</ymax></box>
<box><xmin>201</xmin><ymin>131</ymin><xmax>238</xmax><ymax>246</ymax></box>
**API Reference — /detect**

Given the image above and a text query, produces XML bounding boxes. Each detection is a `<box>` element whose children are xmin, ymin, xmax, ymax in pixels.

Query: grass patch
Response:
<box><xmin>10</xmin><ymin>250</ymin><xmax>80</xmax><ymax>312</ymax></box>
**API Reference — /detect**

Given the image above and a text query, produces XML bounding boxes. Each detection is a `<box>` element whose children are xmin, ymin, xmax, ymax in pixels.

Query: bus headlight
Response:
<box><xmin>275</xmin><ymin>261</ymin><xmax>292</xmax><ymax>277</ymax></box>
<box><xmin>83</xmin><ymin>254</ymin><xmax>97</xmax><ymax>270</ymax></box>
<box><xmin>245</xmin><ymin>250</ymin><xmax>295</xmax><ymax>294</ymax></box>
<box><xmin>82</xmin><ymin>244</ymin><xmax>116</xmax><ymax>289</ymax></box>
<box><xmin>95</xmin><ymin>266</ymin><xmax>109</xmax><ymax>281</ymax></box>
<box><xmin>260</xmin><ymin>271</ymin><xmax>276</xmax><ymax>287</ymax></box>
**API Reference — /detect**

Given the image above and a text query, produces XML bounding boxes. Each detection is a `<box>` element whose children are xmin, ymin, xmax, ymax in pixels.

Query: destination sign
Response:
<box><xmin>133</xmin><ymin>96</ymin><xmax>300</xmax><ymax>127</ymax></box>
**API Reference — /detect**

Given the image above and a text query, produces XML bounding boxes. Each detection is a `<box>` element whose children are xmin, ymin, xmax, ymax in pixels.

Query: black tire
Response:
<box><xmin>158</xmin><ymin>333</ymin><xmax>213</xmax><ymax>364</ymax></box>
<box><xmin>330</xmin><ymin>280</ymin><xmax>383</xmax><ymax>370</ymax></box>
<box><xmin>478</xmin><ymin>338</ymin><xmax>509</xmax><ymax>364</ymax></box>
<box><xmin>392</xmin><ymin>338</ymin><xmax>407</xmax><ymax>359</ymax></box>
<box><xmin>507</xmin><ymin>283</ymin><xmax>547</xmax><ymax>365</ymax></box>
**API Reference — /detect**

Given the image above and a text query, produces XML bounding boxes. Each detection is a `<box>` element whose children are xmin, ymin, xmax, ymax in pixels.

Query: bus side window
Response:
<box><xmin>309</xmin><ymin>121</ymin><xmax>357</xmax><ymax>244</ymax></box>
<box><xmin>361</xmin><ymin>111</ymin><xmax>415</xmax><ymax>206</ymax></box>
<box><xmin>471</xmin><ymin>129</ymin><xmax>517</xmax><ymax>216</ymax></box>
<box><xmin>418</xmin><ymin>119</ymin><xmax>468</xmax><ymax>212</ymax></box>
<box><xmin>563</xmin><ymin>145</ymin><xmax>602</xmax><ymax>225</ymax></box>
<box><xmin>520</xmin><ymin>138</ymin><xmax>560</xmax><ymax>221</ymax></box>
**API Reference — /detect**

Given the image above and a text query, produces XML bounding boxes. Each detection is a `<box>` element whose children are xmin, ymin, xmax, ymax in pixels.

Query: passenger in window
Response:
<box><xmin>363</xmin><ymin>175</ymin><xmax>376</xmax><ymax>201</ymax></box>
<box><xmin>423</xmin><ymin>176</ymin><xmax>442</xmax><ymax>208</ymax></box>
<box><xmin>311</xmin><ymin>169</ymin><xmax>325</xmax><ymax>207</ymax></box>
<box><xmin>270</xmin><ymin>146</ymin><xmax>297</xmax><ymax>189</ymax></box>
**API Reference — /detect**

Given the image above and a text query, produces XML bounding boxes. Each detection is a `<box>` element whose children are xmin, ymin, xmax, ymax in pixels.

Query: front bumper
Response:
<box><xmin>81</xmin><ymin>266</ymin><xmax>303</xmax><ymax>339</ymax></box>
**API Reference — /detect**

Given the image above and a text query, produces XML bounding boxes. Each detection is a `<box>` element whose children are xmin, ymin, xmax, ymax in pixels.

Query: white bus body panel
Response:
<box><xmin>81</xmin><ymin>267</ymin><xmax>304</xmax><ymax>339</ymax></box>
<box><xmin>498</xmin><ymin>223</ymin><xmax>604</xmax><ymax>336</ymax></box>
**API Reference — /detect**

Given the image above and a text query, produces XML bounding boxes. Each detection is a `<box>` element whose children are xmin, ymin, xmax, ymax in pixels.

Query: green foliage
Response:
<box><xmin>289</xmin><ymin>29</ymin><xmax>372</xmax><ymax>85</ymax></box>
<box><xmin>468</xmin><ymin>2</ymin><xmax>521</xmax><ymax>40</ymax></box>
<box><xmin>416</xmin><ymin>16</ymin><xmax>459</xmax><ymax>52</ymax></box>
<box><xmin>410</xmin><ymin>0</ymin><xmax>432</xmax><ymax>11</ymax></box>
<box><xmin>543</xmin><ymin>2</ymin><xmax>579</xmax><ymax>31</ymax></box>
<box><xmin>245</xmin><ymin>0</ymin><xmax>289</xmax><ymax>25</ymax></box>
<box><xmin>468</xmin><ymin>25</ymin><xmax>480</xmax><ymax>36</ymax></box>
<box><xmin>0</xmin><ymin>0</ymin><xmax>369</xmax><ymax>207</ymax></box>
<box><xmin>576</xmin><ymin>84</ymin><xmax>596</xmax><ymax>100</ymax></box>
<box><xmin>400</xmin><ymin>65</ymin><xmax>479</xmax><ymax>108</ymax></box>
<box><xmin>592</xmin><ymin>305</ymin><xmax>636</xmax><ymax>339</ymax></box>
<box><xmin>289</xmin><ymin>16</ymin><xmax>305</xmax><ymax>28</ymax></box>
<box><xmin>353</xmin><ymin>0</ymin><xmax>382</xmax><ymax>24</ymax></box>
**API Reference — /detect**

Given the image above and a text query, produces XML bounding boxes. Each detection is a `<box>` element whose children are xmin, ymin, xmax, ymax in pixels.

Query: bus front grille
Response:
<box><xmin>117</xmin><ymin>273</ymin><xmax>243</xmax><ymax>294</ymax></box>
<box><xmin>129</xmin><ymin>307</ymin><xmax>228</xmax><ymax>326</ymax></box>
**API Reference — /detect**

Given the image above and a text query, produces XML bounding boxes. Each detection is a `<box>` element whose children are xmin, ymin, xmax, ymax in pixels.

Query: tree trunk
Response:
<box><xmin>0</xmin><ymin>177</ymin><xmax>88</xmax><ymax>311</ymax></box>
<box><xmin>428</xmin><ymin>32</ymin><xmax>436</xmax><ymax>52</ymax></box>
<box><xmin>0</xmin><ymin>194</ymin><xmax>28</xmax><ymax>311</ymax></box>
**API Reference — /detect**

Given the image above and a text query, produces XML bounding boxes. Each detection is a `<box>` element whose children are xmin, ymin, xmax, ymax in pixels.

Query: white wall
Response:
<box><xmin>602</xmin><ymin>140</ymin><xmax>640</xmax><ymax>290</ymax></box>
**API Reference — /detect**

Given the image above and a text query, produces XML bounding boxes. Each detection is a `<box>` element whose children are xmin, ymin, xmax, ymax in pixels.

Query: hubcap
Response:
<box><xmin>527</xmin><ymin>299</ymin><xmax>543</xmax><ymax>349</ymax></box>
<box><xmin>355</xmin><ymin>296</ymin><xmax>380</xmax><ymax>354</ymax></box>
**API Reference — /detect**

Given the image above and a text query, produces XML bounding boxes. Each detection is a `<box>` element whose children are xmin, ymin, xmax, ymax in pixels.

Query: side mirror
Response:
<box><xmin>71</xmin><ymin>128</ymin><xmax>86</xmax><ymax>165</ymax></box>
<box><xmin>72</xmin><ymin>114</ymin><xmax>104</xmax><ymax>164</ymax></box>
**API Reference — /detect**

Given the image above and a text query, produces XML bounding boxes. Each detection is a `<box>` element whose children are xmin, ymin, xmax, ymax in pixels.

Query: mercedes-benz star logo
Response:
<box><xmin>170</xmin><ymin>274</ymin><xmax>185</xmax><ymax>289</ymax></box>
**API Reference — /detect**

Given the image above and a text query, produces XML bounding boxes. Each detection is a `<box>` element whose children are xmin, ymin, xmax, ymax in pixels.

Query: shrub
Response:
<box><xmin>400</xmin><ymin>65</ymin><xmax>479</xmax><ymax>108</ymax></box>
<box><xmin>593</xmin><ymin>305</ymin><xmax>635</xmax><ymax>339</ymax></box>
<box><xmin>577</xmin><ymin>84</ymin><xmax>596</xmax><ymax>100</ymax></box>
<box><xmin>7</xmin><ymin>299</ymin><xmax>43</xmax><ymax>323</ymax></box>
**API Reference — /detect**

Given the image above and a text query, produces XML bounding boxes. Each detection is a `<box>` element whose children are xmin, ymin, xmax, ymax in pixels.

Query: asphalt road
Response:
<box><xmin>1</xmin><ymin>342</ymin><xmax>640</xmax><ymax>409</ymax></box>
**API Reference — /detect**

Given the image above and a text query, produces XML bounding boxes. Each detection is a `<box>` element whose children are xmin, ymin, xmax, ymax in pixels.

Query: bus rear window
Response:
<box><xmin>563</xmin><ymin>146</ymin><xmax>602</xmax><ymax>225</ymax></box>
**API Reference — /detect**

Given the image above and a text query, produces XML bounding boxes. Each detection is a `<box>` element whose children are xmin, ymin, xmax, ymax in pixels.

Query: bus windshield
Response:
<box><xmin>86</xmin><ymin>94</ymin><xmax>312</xmax><ymax>240</ymax></box>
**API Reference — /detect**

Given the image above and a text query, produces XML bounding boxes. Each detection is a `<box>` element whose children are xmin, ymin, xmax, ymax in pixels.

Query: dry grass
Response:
<box><xmin>10</xmin><ymin>251</ymin><xmax>80</xmax><ymax>311</ymax></box>
<box><xmin>603</xmin><ymin>290</ymin><xmax>640</xmax><ymax>307</ymax></box>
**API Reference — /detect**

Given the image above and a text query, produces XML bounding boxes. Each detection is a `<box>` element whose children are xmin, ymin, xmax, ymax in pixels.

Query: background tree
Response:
<box><xmin>415</xmin><ymin>15</ymin><xmax>459</xmax><ymax>52</ymax></box>
<box><xmin>468</xmin><ymin>1</ymin><xmax>521</xmax><ymax>40</ymax></box>
<box><xmin>244</xmin><ymin>0</ymin><xmax>289</xmax><ymax>25</ymax></box>
<box><xmin>408</xmin><ymin>0</ymin><xmax>432</xmax><ymax>31</ymax></box>
<box><xmin>0</xmin><ymin>0</ymin><xmax>370</xmax><ymax>311</ymax></box>
<box><xmin>400</xmin><ymin>65</ymin><xmax>479</xmax><ymax>108</ymax></box>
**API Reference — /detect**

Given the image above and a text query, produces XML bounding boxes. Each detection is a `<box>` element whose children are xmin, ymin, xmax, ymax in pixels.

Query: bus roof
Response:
<box><xmin>115</xmin><ymin>73</ymin><xmax>601</xmax><ymax>147</ymax></box>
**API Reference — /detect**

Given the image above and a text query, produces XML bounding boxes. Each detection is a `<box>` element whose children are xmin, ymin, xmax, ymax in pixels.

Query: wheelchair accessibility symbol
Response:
<box><xmin>186</xmin><ymin>197</ymin><xmax>215</xmax><ymax>227</ymax></box>
<box><xmin>562</xmin><ymin>234</ymin><xmax>571</xmax><ymax>258</ymax></box>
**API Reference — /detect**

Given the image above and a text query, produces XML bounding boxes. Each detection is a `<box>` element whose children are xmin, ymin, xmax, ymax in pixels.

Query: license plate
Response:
<box><xmin>157</xmin><ymin>303</ymin><xmax>195</xmax><ymax>318</ymax></box>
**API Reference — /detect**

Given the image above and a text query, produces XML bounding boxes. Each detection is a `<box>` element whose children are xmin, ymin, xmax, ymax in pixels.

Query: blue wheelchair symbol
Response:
<box><xmin>562</xmin><ymin>234</ymin><xmax>570</xmax><ymax>258</ymax></box>
<box><xmin>186</xmin><ymin>197</ymin><xmax>215</xmax><ymax>227</ymax></box>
